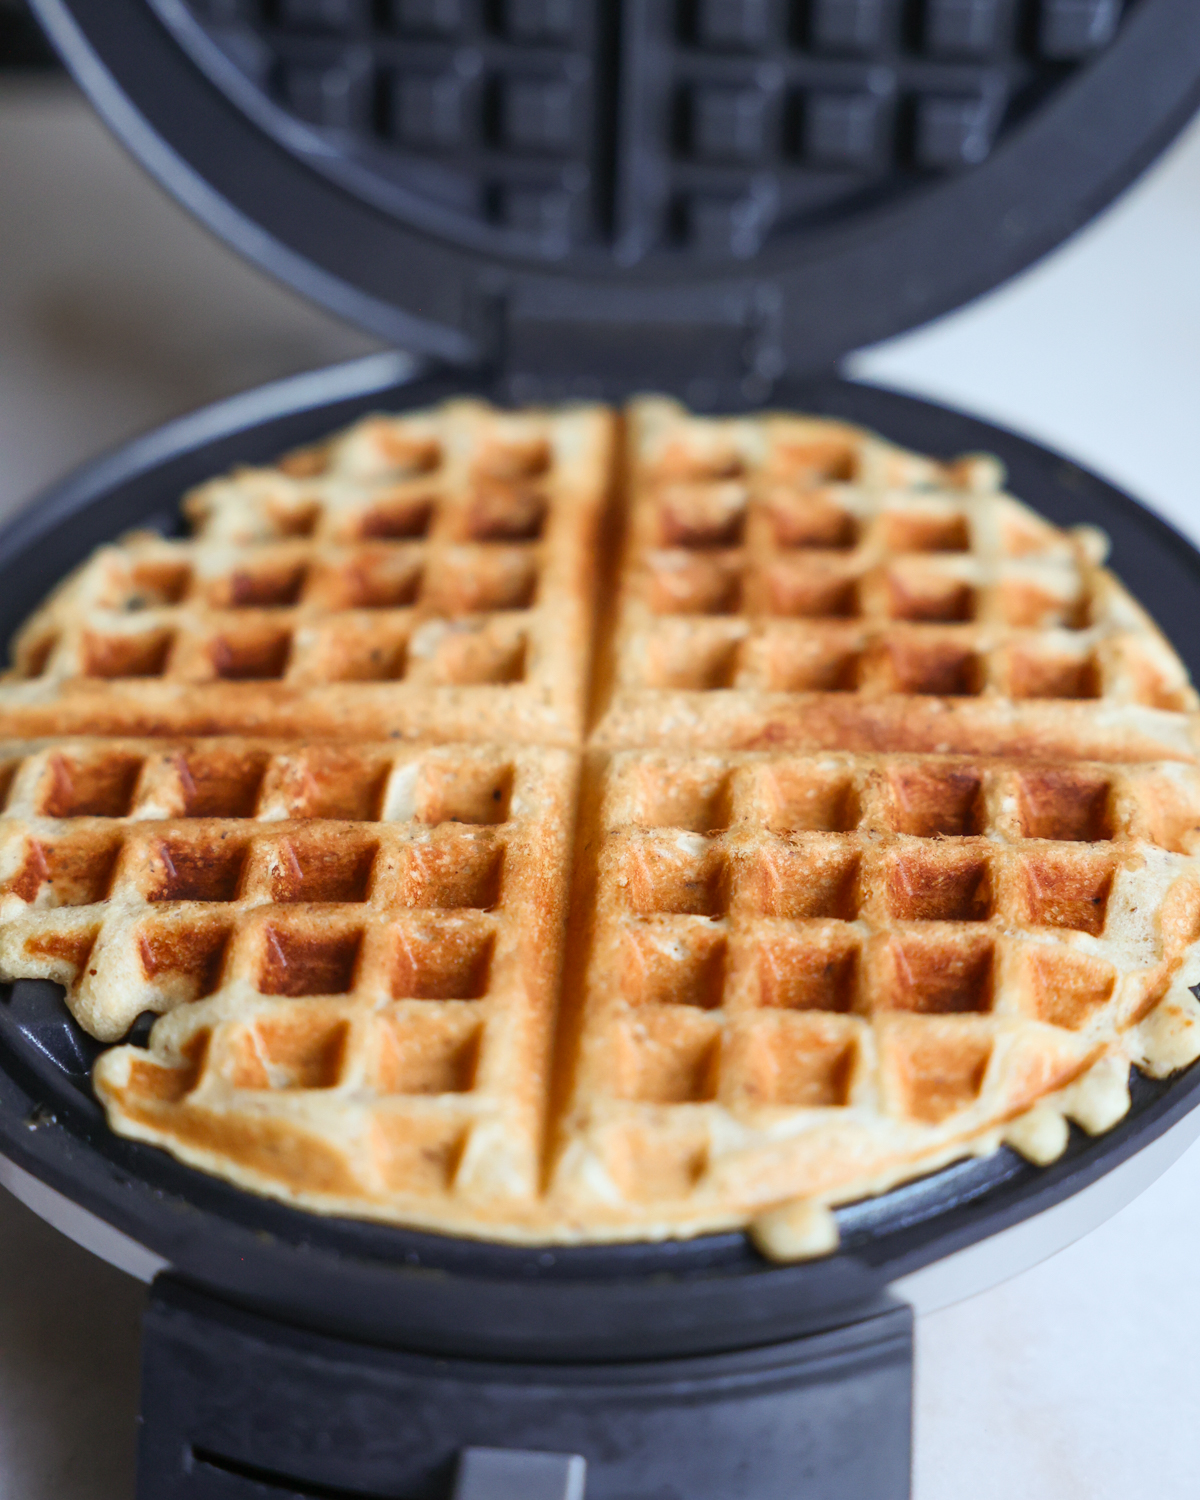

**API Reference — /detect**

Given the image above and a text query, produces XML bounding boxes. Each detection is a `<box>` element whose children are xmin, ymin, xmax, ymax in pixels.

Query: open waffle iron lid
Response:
<box><xmin>26</xmin><ymin>0</ymin><xmax>1200</xmax><ymax>406</ymax></box>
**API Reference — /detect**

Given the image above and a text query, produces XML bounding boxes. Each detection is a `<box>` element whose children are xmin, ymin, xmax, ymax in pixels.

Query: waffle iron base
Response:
<box><xmin>140</xmin><ymin>1275</ymin><xmax>912</xmax><ymax>1500</ymax></box>
<box><xmin>1</xmin><ymin>356</ymin><xmax>1200</xmax><ymax>1496</ymax></box>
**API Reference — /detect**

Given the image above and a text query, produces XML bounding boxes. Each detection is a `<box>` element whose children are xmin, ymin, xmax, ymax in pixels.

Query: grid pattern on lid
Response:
<box><xmin>0</xmin><ymin>401</ymin><xmax>613</xmax><ymax>746</ymax></box>
<box><xmin>184</xmin><ymin>0</ymin><xmax>606</xmax><ymax>255</ymax></box>
<box><xmin>17</xmin><ymin>738</ymin><xmax>575</xmax><ymax>1218</ymax></box>
<box><xmin>172</xmin><ymin>0</ymin><xmax>1127</xmax><ymax>264</ymax></box>
<box><xmin>548</xmin><ymin>745</ymin><xmax>1200</xmax><ymax>1220</ymax></box>
<box><xmin>591</xmin><ymin>398</ymin><xmax>1198</xmax><ymax>756</ymax></box>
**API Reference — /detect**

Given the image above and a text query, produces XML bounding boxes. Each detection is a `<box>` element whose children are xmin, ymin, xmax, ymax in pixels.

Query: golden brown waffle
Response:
<box><xmin>0</xmin><ymin>401</ymin><xmax>613</xmax><ymax>745</ymax></box>
<box><xmin>591</xmin><ymin>398</ymin><xmax>1199</xmax><ymax>763</ymax></box>
<box><xmin>3</xmin><ymin>395</ymin><xmax>1200</xmax><ymax>1253</ymax></box>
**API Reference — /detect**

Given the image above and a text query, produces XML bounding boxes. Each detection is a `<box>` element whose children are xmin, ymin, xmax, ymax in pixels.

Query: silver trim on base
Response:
<box><xmin>0</xmin><ymin>1151</ymin><xmax>167</xmax><ymax>1283</ymax></box>
<box><xmin>894</xmin><ymin>1104</ymin><xmax>1200</xmax><ymax>1316</ymax></box>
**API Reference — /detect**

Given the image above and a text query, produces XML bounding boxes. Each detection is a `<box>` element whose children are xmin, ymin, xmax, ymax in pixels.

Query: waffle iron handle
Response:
<box><xmin>453</xmin><ymin>1447</ymin><xmax>587</xmax><ymax>1500</ymax></box>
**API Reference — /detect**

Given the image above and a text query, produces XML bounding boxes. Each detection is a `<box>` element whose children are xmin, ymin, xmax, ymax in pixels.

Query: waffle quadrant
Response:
<box><xmin>0</xmin><ymin>738</ymin><xmax>576</xmax><ymax>1232</ymax></box>
<box><xmin>549</xmin><ymin>747</ymin><xmax>1200</xmax><ymax>1238</ymax></box>
<box><xmin>0</xmin><ymin>401</ymin><xmax>614</xmax><ymax>746</ymax></box>
<box><xmin>593</xmin><ymin>399</ymin><xmax>1199</xmax><ymax>763</ymax></box>
<box><xmin>2</xmin><ymin>396</ymin><xmax>1200</xmax><ymax>1251</ymax></box>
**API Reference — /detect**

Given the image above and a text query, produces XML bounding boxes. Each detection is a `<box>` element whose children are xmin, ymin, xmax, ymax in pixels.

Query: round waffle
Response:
<box><xmin>1</xmin><ymin>396</ymin><xmax>1198</xmax><ymax>1257</ymax></box>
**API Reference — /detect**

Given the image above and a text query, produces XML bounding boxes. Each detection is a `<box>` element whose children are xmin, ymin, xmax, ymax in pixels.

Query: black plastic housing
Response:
<box><xmin>139</xmin><ymin>1275</ymin><xmax>913</xmax><ymax>1500</ymax></box>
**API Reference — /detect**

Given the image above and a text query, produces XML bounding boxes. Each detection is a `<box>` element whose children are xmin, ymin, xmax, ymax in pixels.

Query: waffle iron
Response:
<box><xmin>8</xmin><ymin>2</ymin><xmax>1200</xmax><ymax>1496</ymax></box>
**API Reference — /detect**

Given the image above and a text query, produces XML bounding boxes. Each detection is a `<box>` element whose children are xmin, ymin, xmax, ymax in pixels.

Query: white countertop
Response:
<box><xmin>1</xmin><ymin>75</ymin><xmax>1199</xmax><ymax>1500</ymax></box>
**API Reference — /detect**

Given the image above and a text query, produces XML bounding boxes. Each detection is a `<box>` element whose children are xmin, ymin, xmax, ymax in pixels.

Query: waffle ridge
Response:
<box><xmin>2</xmin><ymin>395</ymin><xmax>1200</xmax><ymax>1253</ymax></box>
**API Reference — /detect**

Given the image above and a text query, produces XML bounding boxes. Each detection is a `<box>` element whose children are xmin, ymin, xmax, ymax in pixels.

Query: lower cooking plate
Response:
<box><xmin>1</xmin><ymin>358</ymin><xmax>1199</xmax><ymax>1362</ymax></box>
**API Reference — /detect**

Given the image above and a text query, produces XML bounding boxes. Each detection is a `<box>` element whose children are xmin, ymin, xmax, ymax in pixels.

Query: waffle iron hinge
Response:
<box><xmin>482</xmin><ymin>280</ymin><xmax>785</xmax><ymax>411</ymax></box>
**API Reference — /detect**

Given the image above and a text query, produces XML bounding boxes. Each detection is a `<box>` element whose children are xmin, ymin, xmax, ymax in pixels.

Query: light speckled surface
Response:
<box><xmin>0</xmin><ymin>72</ymin><xmax>1198</xmax><ymax>1500</ymax></box>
